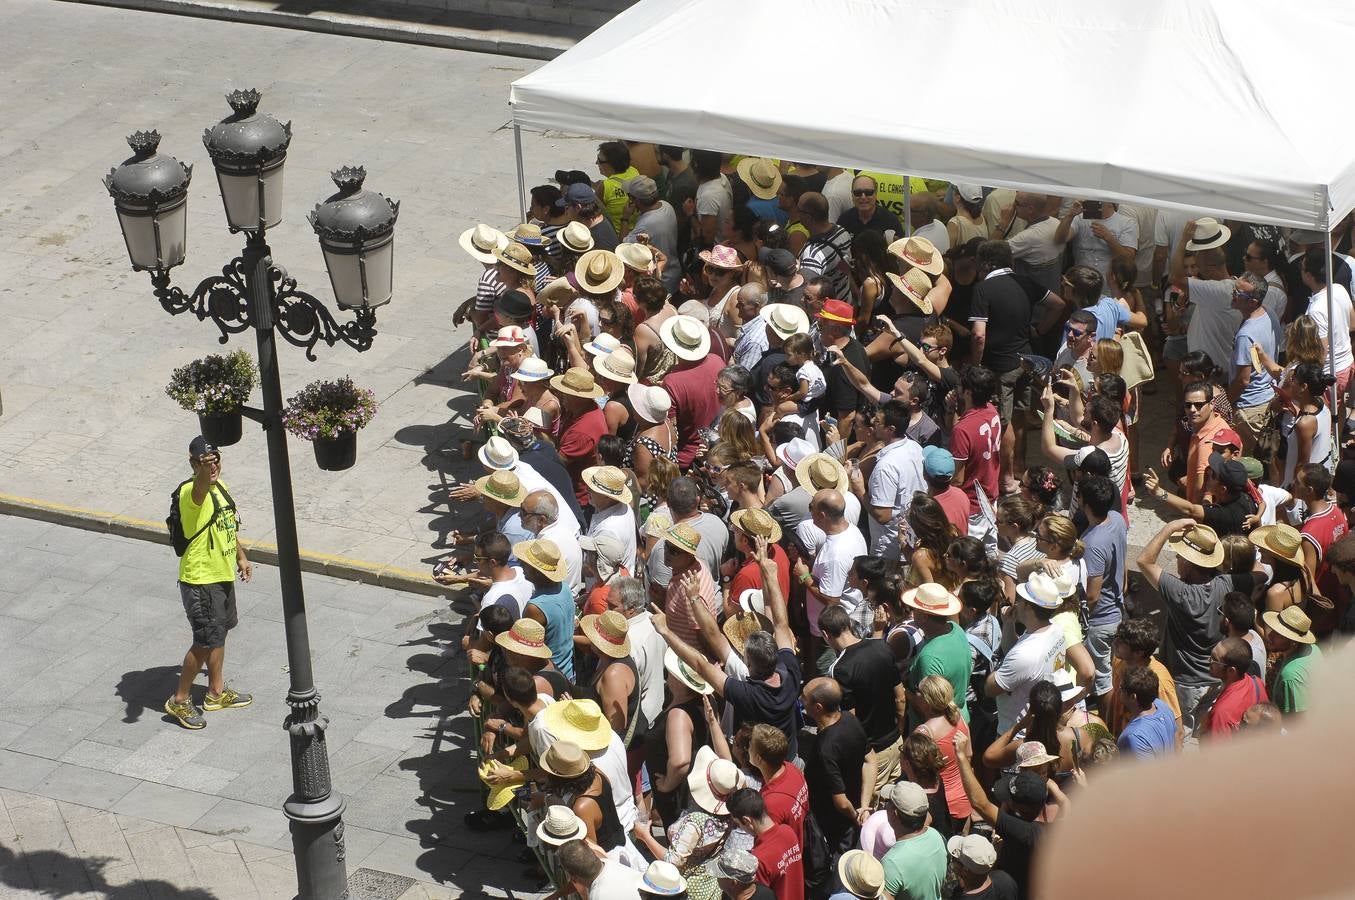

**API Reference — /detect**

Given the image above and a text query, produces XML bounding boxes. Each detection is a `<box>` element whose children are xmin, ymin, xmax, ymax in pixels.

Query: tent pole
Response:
<box><xmin>513</xmin><ymin>123</ymin><xmax>527</xmax><ymax>221</ymax></box>
<box><xmin>903</xmin><ymin>178</ymin><xmax>912</xmax><ymax>236</ymax></box>
<box><xmin>1325</xmin><ymin>189</ymin><xmax>1341</xmax><ymax>447</ymax></box>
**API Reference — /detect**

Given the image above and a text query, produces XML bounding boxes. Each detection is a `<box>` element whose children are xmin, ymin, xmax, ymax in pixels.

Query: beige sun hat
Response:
<box><xmin>477</xmin><ymin>435</ymin><xmax>519</xmax><ymax>471</ymax></box>
<box><xmin>536</xmin><ymin>805</ymin><xmax>586</xmax><ymax>847</ymax></box>
<box><xmin>664</xmin><ymin>522</ymin><xmax>703</xmax><ymax>556</ymax></box>
<box><xmin>592</xmin><ymin>346</ymin><xmax>638</xmax><ymax>385</ymax></box>
<box><xmin>795</xmin><ymin>452</ymin><xmax>849</xmax><ymax>494</ymax></box>
<box><xmin>616</xmin><ymin>242</ymin><xmax>655</xmax><ymax>274</ymax></box>
<box><xmin>508</xmin><ymin>222</ymin><xmax>552</xmax><ymax>247</ymax></box>
<box><xmin>488</xmin><ymin>324</ymin><xmax>529</xmax><ymax>348</ymax></box>
<box><xmin>494</xmin><ymin>618</ymin><xmax>552</xmax><ymax>659</ymax></box>
<box><xmin>540</xmin><ymin>740</ymin><xmax>592</xmax><ymax>778</ymax></box>
<box><xmin>582</xmin><ymin>465</ymin><xmax>634</xmax><ymax>505</ymax></box>
<box><xmin>761</xmin><ymin>303</ymin><xmax>810</xmax><ymax>339</ymax></box>
<box><xmin>513</xmin><ymin>357</ymin><xmax>551</xmax><ymax>382</ymax></box>
<box><xmin>1262</xmin><ymin>604</ymin><xmax>1317</xmax><ymax>645</ymax></box>
<box><xmin>730</xmin><ymin>507</ymin><xmax>783</xmax><ymax>544</ymax></box>
<box><xmin>1249</xmin><ymin>524</ymin><xmax>1305</xmax><ymax>568</ymax></box>
<box><xmin>664</xmin><ymin>647</ymin><xmax>713</xmax><ymax>696</ymax></box>
<box><xmin>736</xmin><ymin>157</ymin><xmax>783</xmax><ymax>201</ymax></box>
<box><xmin>1186</xmin><ymin>216</ymin><xmax>1232</xmax><ymax>252</ymax></box>
<box><xmin>1168</xmin><ymin>522</ymin><xmax>1226</xmax><ymax>568</ymax></box>
<box><xmin>542</xmin><ymin>699</ymin><xmax>612</xmax><ymax>752</ymax></box>
<box><xmin>458</xmin><ymin>223</ymin><xmax>508</xmax><ymax>264</ymax></box>
<box><xmin>901</xmin><ymin>582</ymin><xmax>963</xmax><ymax>617</ymax></box>
<box><xmin>659</xmin><ymin>314</ymin><xmax>712</xmax><ymax>361</ymax></box>
<box><xmin>574</xmin><ymin>249</ymin><xmax>625</xmax><ymax>295</ymax></box>
<box><xmin>888</xmin><ymin>235</ymin><xmax>945</xmax><ymax>275</ymax></box>
<box><xmin>886</xmin><ymin>267</ymin><xmax>936</xmax><ymax>315</ymax></box>
<box><xmin>722</xmin><ymin>608</ymin><xmax>772</xmax><ymax>660</ymax></box>
<box><xmin>493</xmin><ymin>241</ymin><xmax>536</xmax><ymax>277</ymax></box>
<box><xmin>558</xmin><ymin>220</ymin><xmax>595</xmax><ymax>254</ymax></box>
<box><xmin>474</xmin><ymin>470</ymin><xmax>526</xmax><ymax>507</ymax></box>
<box><xmin>580</xmin><ymin>609</ymin><xmax>632</xmax><ymax>659</ymax></box>
<box><xmin>837</xmin><ymin>850</ymin><xmax>885</xmax><ymax>899</ymax></box>
<box><xmin>627</xmin><ymin>383</ymin><xmax>672</xmax><ymax>424</ymax></box>
<box><xmin>513</xmin><ymin>538</ymin><xmax>568</xmax><ymax>582</ymax></box>
<box><xmin>550</xmin><ymin>366</ymin><xmax>605</xmax><ymax>399</ymax></box>
<box><xmin>687</xmin><ymin>745</ymin><xmax>745</xmax><ymax>814</ymax></box>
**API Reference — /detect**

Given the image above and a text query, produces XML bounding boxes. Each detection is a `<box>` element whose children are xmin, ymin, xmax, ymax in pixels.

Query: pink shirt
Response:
<box><xmin>859</xmin><ymin>809</ymin><xmax>896</xmax><ymax>860</ymax></box>
<box><xmin>664</xmin><ymin>562</ymin><xmax>719</xmax><ymax>649</ymax></box>
<box><xmin>663</xmin><ymin>354</ymin><xmax>725</xmax><ymax>467</ymax></box>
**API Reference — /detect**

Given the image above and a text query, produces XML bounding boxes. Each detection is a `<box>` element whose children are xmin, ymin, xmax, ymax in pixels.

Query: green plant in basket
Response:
<box><xmin>165</xmin><ymin>350</ymin><xmax>257</xmax><ymax>415</ymax></box>
<box><xmin>282</xmin><ymin>377</ymin><xmax>378</xmax><ymax>441</ymax></box>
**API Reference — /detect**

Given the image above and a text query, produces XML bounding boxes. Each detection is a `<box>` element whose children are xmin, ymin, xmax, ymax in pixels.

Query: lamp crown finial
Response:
<box><xmin>225</xmin><ymin>88</ymin><xmax>262</xmax><ymax>118</ymax></box>
<box><xmin>126</xmin><ymin>130</ymin><xmax>162</xmax><ymax>157</ymax></box>
<box><xmin>330</xmin><ymin>166</ymin><xmax>367</xmax><ymax>194</ymax></box>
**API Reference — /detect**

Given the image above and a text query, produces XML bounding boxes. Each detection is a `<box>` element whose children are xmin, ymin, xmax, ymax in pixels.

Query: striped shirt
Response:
<box><xmin>474</xmin><ymin>267</ymin><xmax>506</xmax><ymax>312</ymax></box>
<box><xmin>999</xmin><ymin>535</ymin><xmax>1044</xmax><ymax>580</ymax></box>
<box><xmin>799</xmin><ymin>225</ymin><xmax>853</xmax><ymax>299</ymax></box>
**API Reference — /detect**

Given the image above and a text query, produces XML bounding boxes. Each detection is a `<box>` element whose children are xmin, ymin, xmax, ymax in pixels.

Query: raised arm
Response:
<box><xmin>952</xmin><ymin>730</ymin><xmax>998</xmax><ymax>824</ymax></box>
<box><xmin>753</xmin><ymin>535</ymin><xmax>795</xmax><ymax>651</ymax></box>
<box><xmin>1135</xmin><ymin>517</ymin><xmax>1197</xmax><ymax>592</ymax></box>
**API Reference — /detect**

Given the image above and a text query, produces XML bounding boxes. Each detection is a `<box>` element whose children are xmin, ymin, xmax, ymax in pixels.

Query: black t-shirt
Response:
<box><xmin>520</xmin><ymin>444</ymin><xmax>587</xmax><ymax>526</ymax></box>
<box><xmin>948</xmin><ymin>870</ymin><xmax>1020</xmax><ymax>900</ymax></box>
<box><xmin>970</xmin><ymin>271</ymin><xmax>1033</xmax><ymax>374</ymax></box>
<box><xmin>590</xmin><ymin>219</ymin><xmax>619</xmax><ymax>252</ymax></box>
<box><xmin>831</xmin><ymin>639</ymin><xmax>902</xmax><ymax>750</ymax></box>
<box><xmin>837</xmin><ymin>205</ymin><xmax>905</xmax><ymax>237</ymax></box>
<box><xmin>995</xmin><ymin>810</ymin><xmax>1044</xmax><ymax>898</ymax></box>
<box><xmin>1201</xmin><ymin>491</ymin><xmax>1255</xmax><ymax>537</ymax></box>
<box><xmin>802</xmin><ymin>712</ymin><xmax>868</xmax><ymax>845</ymax></box>
<box><xmin>724</xmin><ymin>648</ymin><xmax>804</xmax><ymax>759</ymax></box>
<box><xmin>823</xmin><ymin>338</ymin><xmax>871</xmax><ymax>414</ymax></box>
<box><xmin>751</xmin><ymin>348</ymin><xmax>789</xmax><ymax>409</ymax></box>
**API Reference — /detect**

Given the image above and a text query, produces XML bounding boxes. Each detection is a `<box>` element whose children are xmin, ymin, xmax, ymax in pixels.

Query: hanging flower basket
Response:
<box><xmin>281</xmin><ymin>376</ymin><xmax>378</xmax><ymax>472</ymax></box>
<box><xmin>165</xmin><ymin>350</ymin><xmax>257</xmax><ymax>447</ymax></box>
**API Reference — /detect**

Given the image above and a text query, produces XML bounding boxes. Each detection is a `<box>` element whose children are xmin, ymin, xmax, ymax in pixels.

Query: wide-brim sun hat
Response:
<box><xmin>582</xmin><ymin>464</ymin><xmax>634</xmax><ymax>505</ymax></box>
<box><xmin>536</xmin><ymin>804</ymin><xmax>587</xmax><ymax>846</ymax></box>
<box><xmin>659</xmin><ymin>314</ymin><xmax>712</xmax><ymax>361</ymax></box>
<box><xmin>722</xmin><ymin>610</ymin><xmax>772</xmax><ymax>660</ymax></box>
<box><xmin>513</xmin><ymin>357</ymin><xmax>551</xmax><ymax>382</ymax></box>
<box><xmin>736</xmin><ymin>157</ymin><xmax>783</xmax><ymax>200</ymax></box>
<box><xmin>687</xmin><ymin>745</ymin><xmax>745</xmax><ymax>814</ymax></box>
<box><xmin>558</xmin><ymin>220</ymin><xmax>595</xmax><ymax>254</ymax></box>
<box><xmin>574</xmin><ymin>249</ymin><xmax>625</xmax><ymax>295</ymax></box>
<box><xmin>795</xmin><ymin>452</ymin><xmax>849</xmax><ymax>494</ymax></box>
<box><xmin>580</xmin><ymin>610</ymin><xmax>632</xmax><ymax>659</ymax></box>
<box><xmin>550</xmin><ymin>366</ymin><xmax>605</xmax><ymax>399</ymax></box>
<box><xmin>730</xmin><ymin>507</ymin><xmax>783</xmax><ymax>544</ymax></box>
<box><xmin>1186</xmin><ymin>216</ymin><xmax>1232</xmax><ymax>252</ymax></box>
<box><xmin>616</xmin><ymin>242</ymin><xmax>655</xmax><ymax>274</ymax></box>
<box><xmin>888</xmin><ymin>235</ymin><xmax>945</xmax><ymax>275</ymax></box>
<box><xmin>901</xmin><ymin>582</ymin><xmax>963</xmax><ymax>617</ymax></box>
<box><xmin>481</xmin><ymin>756</ymin><xmax>529</xmax><ymax>810</ymax></box>
<box><xmin>493</xmin><ymin>241</ymin><xmax>537</xmax><ymax>276</ymax></box>
<box><xmin>1016</xmin><ymin>572</ymin><xmax>1064</xmax><ymax>610</ymax></box>
<box><xmin>542</xmin><ymin>699</ymin><xmax>613</xmax><ymax>752</ymax></box>
<box><xmin>513</xmin><ymin>538</ymin><xmax>568</xmax><ymax>582</ymax></box>
<box><xmin>627</xmin><ymin>383</ymin><xmax>672</xmax><ymax>424</ymax></box>
<box><xmin>1015</xmin><ymin>740</ymin><xmax>1060</xmax><ymax>768</ymax></box>
<box><xmin>886</xmin><ymin>268</ymin><xmax>935</xmax><ymax>316</ymax></box>
<box><xmin>776</xmin><ymin>437</ymin><xmax>816</xmax><ymax>471</ymax></box>
<box><xmin>1248</xmin><ymin>524</ymin><xmax>1305</xmax><ymax>569</ymax></box>
<box><xmin>477</xmin><ymin>436</ymin><xmax>519</xmax><ymax>471</ymax></box>
<box><xmin>664</xmin><ymin>647</ymin><xmax>713</xmax><ymax>696</ymax></box>
<box><xmin>459</xmin><ymin>223</ymin><xmax>508</xmax><ymax>264</ymax></box>
<box><xmin>509</xmin><ymin>222</ymin><xmax>552</xmax><ymax>247</ymax></box>
<box><xmin>474</xmin><ymin>470</ymin><xmax>526</xmax><ymax>507</ymax></box>
<box><xmin>698</xmin><ymin>244</ymin><xmax>743</xmax><ymax>271</ymax></box>
<box><xmin>761</xmin><ymin>303</ymin><xmax>809</xmax><ymax>339</ymax></box>
<box><xmin>592</xmin><ymin>346</ymin><xmax>638</xmax><ymax>385</ymax></box>
<box><xmin>836</xmin><ymin>849</ymin><xmax>885</xmax><ymax>899</ymax></box>
<box><xmin>494</xmin><ymin>618</ymin><xmax>552</xmax><ymax>659</ymax></box>
<box><xmin>489</xmin><ymin>325</ymin><xmax>529</xmax><ymax>348</ymax></box>
<box><xmin>540</xmin><ymin>740</ymin><xmax>592</xmax><ymax>779</ymax></box>
<box><xmin>584</xmin><ymin>332</ymin><xmax>621</xmax><ymax>357</ymax></box>
<box><xmin>1262</xmin><ymin>605</ymin><xmax>1317</xmax><ymax>645</ymax></box>
<box><xmin>1168</xmin><ymin>523</ymin><xmax>1226</xmax><ymax>568</ymax></box>
<box><xmin>664</xmin><ymin>522</ymin><xmax>703</xmax><ymax>557</ymax></box>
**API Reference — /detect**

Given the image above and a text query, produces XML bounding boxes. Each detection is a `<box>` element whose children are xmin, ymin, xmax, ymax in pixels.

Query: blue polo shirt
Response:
<box><xmin>1088</xmin><ymin>296</ymin><xmax>1131</xmax><ymax>341</ymax></box>
<box><xmin>1117</xmin><ymin>699</ymin><xmax>1178</xmax><ymax>758</ymax></box>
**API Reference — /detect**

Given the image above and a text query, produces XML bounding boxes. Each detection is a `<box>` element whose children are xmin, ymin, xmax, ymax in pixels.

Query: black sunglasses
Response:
<box><xmin>852</xmin><ymin>189</ymin><xmax>876</xmax><ymax>197</ymax></box>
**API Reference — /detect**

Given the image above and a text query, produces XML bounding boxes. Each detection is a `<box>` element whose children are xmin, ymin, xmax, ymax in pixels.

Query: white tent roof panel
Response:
<box><xmin>511</xmin><ymin>0</ymin><xmax>1355</xmax><ymax>228</ymax></box>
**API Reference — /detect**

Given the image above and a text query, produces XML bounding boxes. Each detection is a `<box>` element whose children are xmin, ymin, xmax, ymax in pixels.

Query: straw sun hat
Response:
<box><xmin>582</xmin><ymin>465</ymin><xmax>633</xmax><ymax>505</ymax></box>
<box><xmin>736</xmin><ymin>157</ymin><xmax>782</xmax><ymax>201</ymax></box>
<box><xmin>659</xmin><ymin>314</ymin><xmax>712</xmax><ymax>361</ymax></box>
<box><xmin>542</xmin><ymin>699</ymin><xmax>612</xmax><ymax>752</ymax></box>
<box><xmin>592</xmin><ymin>346</ymin><xmax>638</xmax><ymax>385</ymax></box>
<box><xmin>536</xmin><ymin>805</ymin><xmax>586</xmax><ymax>846</ymax></box>
<box><xmin>473</xmin><ymin>470</ymin><xmax>526</xmax><ymax>507</ymax></box>
<box><xmin>458</xmin><ymin>223</ymin><xmax>508</xmax><ymax>264</ymax></box>
<box><xmin>580</xmin><ymin>609</ymin><xmax>631</xmax><ymax>659</ymax></box>
<box><xmin>887</xmin><ymin>235</ymin><xmax>945</xmax><ymax>275</ymax></box>
<box><xmin>550</xmin><ymin>366</ymin><xmax>605</xmax><ymax>399</ymax></box>
<box><xmin>493</xmin><ymin>241</ymin><xmax>537</xmax><ymax>276</ymax></box>
<box><xmin>540</xmin><ymin>740</ymin><xmax>592</xmax><ymax>779</ymax></box>
<box><xmin>574</xmin><ymin>249</ymin><xmax>625</xmax><ymax>294</ymax></box>
<box><xmin>901</xmin><ymin>582</ymin><xmax>962</xmax><ymax>618</ymax></box>
<box><xmin>886</xmin><ymin>267</ymin><xmax>935</xmax><ymax>316</ymax></box>
<box><xmin>1262</xmin><ymin>605</ymin><xmax>1317</xmax><ymax>645</ymax></box>
<box><xmin>513</xmin><ymin>538</ymin><xmax>568</xmax><ymax>582</ymax></box>
<box><xmin>730</xmin><ymin>507</ymin><xmax>783</xmax><ymax>544</ymax></box>
<box><xmin>795</xmin><ymin>453</ymin><xmax>849</xmax><ymax>494</ymax></box>
<box><xmin>493</xmin><ymin>618</ymin><xmax>552</xmax><ymax>659</ymax></box>
<box><xmin>664</xmin><ymin>647</ymin><xmax>713</xmax><ymax>696</ymax></box>
<box><xmin>1168</xmin><ymin>523</ymin><xmax>1226</xmax><ymax>568</ymax></box>
<box><xmin>687</xmin><ymin>745</ymin><xmax>745</xmax><ymax>814</ymax></box>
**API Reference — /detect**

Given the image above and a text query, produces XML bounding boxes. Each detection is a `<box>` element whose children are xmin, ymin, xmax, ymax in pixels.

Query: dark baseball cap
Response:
<box><xmin>757</xmin><ymin>247</ymin><xmax>797</xmax><ymax>277</ymax></box>
<box><xmin>1207</xmin><ymin>452</ymin><xmax>1248</xmax><ymax>491</ymax></box>
<box><xmin>995</xmin><ymin>770</ymin><xmax>1048</xmax><ymax>810</ymax></box>
<box><xmin>564</xmin><ymin>183</ymin><xmax>597</xmax><ymax>206</ymax></box>
<box><xmin>1065</xmin><ymin>445</ymin><xmax>1110</xmax><ymax>477</ymax></box>
<box><xmin>188</xmin><ymin>436</ymin><xmax>219</xmax><ymax>460</ymax></box>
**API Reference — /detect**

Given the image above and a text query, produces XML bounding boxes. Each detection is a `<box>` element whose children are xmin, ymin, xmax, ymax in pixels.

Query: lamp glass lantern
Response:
<box><xmin>309</xmin><ymin>166</ymin><xmax>400</xmax><ymax>310</ymax></box>
<box><xmin>202</xmin><ymin>89</ymin><xmax>292</xmax><ymax>232</ymax></box>
<box><xmin>104</xmin><ymin>131</ymin><xmax>192</xmax><ymax>271</ymax></box>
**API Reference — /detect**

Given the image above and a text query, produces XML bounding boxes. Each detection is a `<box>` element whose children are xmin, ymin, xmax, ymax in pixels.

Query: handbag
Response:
<box><xmin>1119</xmin><ymin>330</ymin><xmax>1155</xmax><ymax>390</ymax></box>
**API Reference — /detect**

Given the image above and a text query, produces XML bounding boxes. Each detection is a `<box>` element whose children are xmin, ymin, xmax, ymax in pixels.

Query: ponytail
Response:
<box><xmin>1071</xmin><ymin>539</ymin><xmax>1085</xmax><ymax>560</ymax></box>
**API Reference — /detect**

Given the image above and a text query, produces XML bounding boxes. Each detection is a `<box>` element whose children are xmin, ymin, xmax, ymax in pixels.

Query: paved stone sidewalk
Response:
<box><xmin>0</xmin><ymin>515</ymin><xmax>543</xmax><ymax>898</ymax></box>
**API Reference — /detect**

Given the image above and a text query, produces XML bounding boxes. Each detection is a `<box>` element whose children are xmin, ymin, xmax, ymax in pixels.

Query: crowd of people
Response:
<box><xmin>440</xmin><ymin>143</ymin><xmax>1355</xmax><ymax>900</ymax></box>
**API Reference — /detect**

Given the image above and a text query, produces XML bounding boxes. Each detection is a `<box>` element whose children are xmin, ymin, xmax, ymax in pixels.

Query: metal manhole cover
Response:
<box><xmin>348</xmin><ymin>867</ymin><xmax>418</xmax><ymax>899</ymax></box>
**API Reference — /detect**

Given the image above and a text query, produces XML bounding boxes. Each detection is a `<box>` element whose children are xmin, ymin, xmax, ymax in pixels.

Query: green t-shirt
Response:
<box><xmin>177</xmin><ymin>480</ymin><xmax>239</xmax><ymax>585</ymax></box>
<box><xmin>882</xmin><ymin>826</ymin><xmax>946</xmax><ymax>900</ymax></box>
<box><xmin>600</xmin><ymin>166</ymin><xmax>640</xmax><ymax>234</ymax></box>
<box><xmin>1274</xmin><ymin>643</ymin><xmax>1323</xmax><ymax>714</ymax></box>
<box><xmin>907</xmin><ymin>622</ymin><xmax>972</xmax><ymax>729</ymax></box>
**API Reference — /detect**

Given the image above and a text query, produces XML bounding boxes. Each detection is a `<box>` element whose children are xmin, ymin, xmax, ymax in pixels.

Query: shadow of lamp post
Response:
<box><xmin>103</xmin><ymin>88</ymin><xmax>399</xmax><ymax>900</ymax></box>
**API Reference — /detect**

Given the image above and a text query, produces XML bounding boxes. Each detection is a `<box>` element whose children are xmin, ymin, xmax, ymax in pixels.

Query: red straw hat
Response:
<box><xmin>818</xmin><ymin>298</ymin><xmax>854</xmax><ymax>324</ymax></box>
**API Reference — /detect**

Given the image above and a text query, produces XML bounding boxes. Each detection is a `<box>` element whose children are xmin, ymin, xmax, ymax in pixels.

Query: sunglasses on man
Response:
<box><xmin>852</xmin><ymin>188</ymin><xmax>876</xmax><ymax>197</ymax></box>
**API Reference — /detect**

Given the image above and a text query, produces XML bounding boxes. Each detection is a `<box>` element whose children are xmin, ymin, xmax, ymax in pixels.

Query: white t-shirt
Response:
<box><xmin>1185</xmin><ymin>277</ymin><xmax>1242</xmax><ymax>372</ymax></box>
<box><xmin>515</xmin><ymin>462</ymin><xmax>581</xmax><ymax>535</ymax></box>
<box><xmin>913</xmin><ymin>219</ymin><xmax>950</xmax><ymax>255</ymax></box>
<box><xmin>792</xmin><ymin>492</ymin><xmax>863</xmax><ymax>551</ymax></box>
<box><xmin>823</xmin><ymin>170</ymin><xmax>855</xmax><ymax>225</ymax></box>
<box><xmin>867</xmin><ymin>438</ymin><xmax>925</xmax><ymax>560</ymax></box>
<box><xmin>696</xmin><ymin>176</ymin><xmax>733</xmax><ymax>244</ymax></box>
<box><xmin>796</xmin><ymin>361</ymin><xmax>827</xmax><ymax>403</ymax></box>
<box><xmin>1153</xmin><ymin>208</ymin><xmax>1192</xmax><ymax>263</ymax></box>
<box><xmin>627</xmin><ymin>611</ymin><xmax>668</xmax><ymax>727</ymax></box>
<box><xmin>1307</xmin><ymin>284</ymin><xmax>1355</xmax><ymax>373</ymax></box>
<box><xmin>1008</xmin><ymin>216</ymin><xmax>1064</xmax><ymax>267</ymax></box>
<box><xmin>1072</xmin><ymin>211</ymin><xmax>1138</xmax><ymax>281</ymax></box>
<box><xmin>540</xmin><ymin>517</ymin><xmax>584</xmax><ymax>593</ymax></box>
<box><xmin>803</xmin><ymin>524</ymin><xmax>868</xmax><ymax>637</ymax></box>
<box><xmin>992</xmin><ymin>623</ymin><xmax>1066</xmax><ymax>734</ymax></box>
<box><xmin>589</xmin><ymin>861</ymin><xmax>643</xmax><ymax>900</ymax></box>
<box><xmin>589</xmin><ymin>502</ymin><xmax>637</xmax><ymax>573</ymax></box>
<box><xmin>1256</xmin><ymin>483</ymin><xmax>1292</xmax><ymax>528</ymax></box>
<box><xmin>480</xmin><ymin>568</ymin><xmax>534</xmax><ymax>620</ymax></box>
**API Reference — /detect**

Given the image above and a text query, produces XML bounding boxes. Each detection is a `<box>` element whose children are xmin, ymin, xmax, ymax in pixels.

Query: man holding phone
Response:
<box><xmin>1055</xmin><ymin>199</ymin><xmax>1138</xmax><ymax>283</ymax></box>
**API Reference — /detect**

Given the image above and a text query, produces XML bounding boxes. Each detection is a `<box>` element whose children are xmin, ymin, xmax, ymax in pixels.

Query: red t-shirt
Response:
<box><xmin>558</xmin><ymin>406</ymin><xmax>609</xmax><ymax>506</ymax></box>
<box><xmin>1205</xmin><ymin>674</ymin><xmax>1268</xmax><ymax>737</ymax></box>
<box><xmin>1302</xmin><ymin>503</ymin><xmax>1348</xmax><ymax>603</ymax></box>
<box><xmin>760</xmin><ymin>764</ymin><xmax>808</xmax><ymax>845</ymax></box>
<box><xmin>933</xmin><ymin>485</ymin><xmax>971</xmax><ymax>535</ymax></box>
<box><xmin>752</xmin><ymin>823</ymin><xmax>804</xmax><ymax>900</ymax></box>
<box><xmin>724</xmin><ymin>544</ymin><xmax>792</xmax><ymax>618</ymax></box>
<box><xmin>949</xmin><ymin>404</ymin><xmax>1002</xmax><ymax>514</ymax></box>
<box><xmin>582</xmin><ymin>566</ymin><xmax>632</xmax><ymax>617</ymax></box>
<box><xmin>663</xmin><ymin>354</ymin><xmax>725</xmax><ymax>467</ymax></box>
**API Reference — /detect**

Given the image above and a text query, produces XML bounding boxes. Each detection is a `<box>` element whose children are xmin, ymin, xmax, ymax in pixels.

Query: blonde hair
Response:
<box><xmin>647</xmin><ymin>455</ymin><xmax>680</xmax><ymax>499</ymax></box>
<box><xmin>1093</xmin><ymin>338</ymin><xmax>1123</xmax><ymax>375</ymax></box>
<box><xmin>1286</xmin><ymin>315</ymin><xmax>1324</xmax><ymax>367</ymax></box>
<box><xmin>1039</xmin><ymin>514</ymin><xmax>1085</xmax><ymax>560</ymax></box>
<box><xmin>918</xmin><ymin>674</ymin><xmax>961</xmax><ymax>725</ymax></box>
<box><xmin>717</xmin><ymin>410</ymin><xmax>759</xmax><ymax>461</ymax></box>
<box><xmin>1221</xmin><ymin>534</ymin><xmax>1256</xmax><ymax>574</ymax></box>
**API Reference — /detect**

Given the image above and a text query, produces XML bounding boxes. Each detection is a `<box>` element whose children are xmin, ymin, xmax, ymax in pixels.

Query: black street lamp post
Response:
<box><xmin>104</xmin><ymin>90</ymin><xmax>399</xmax><ymax>900</ymax></box>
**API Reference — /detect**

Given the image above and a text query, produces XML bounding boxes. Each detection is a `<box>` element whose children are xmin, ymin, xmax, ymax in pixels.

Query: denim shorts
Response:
<box><xmin>180</xmin><ymin>581</ymin><xmax>238</xmax><ymax>649</ymax></box>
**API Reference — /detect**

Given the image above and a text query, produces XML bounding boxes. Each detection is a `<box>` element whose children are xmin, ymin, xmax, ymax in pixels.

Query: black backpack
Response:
<box><xmin>167</xmin><ymin>480</ymin><xmax>236</xmax><ymax>557</ymax></box>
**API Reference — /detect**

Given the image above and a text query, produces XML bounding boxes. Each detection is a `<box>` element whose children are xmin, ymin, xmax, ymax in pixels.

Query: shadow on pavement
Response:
<box><xmin>0</xmin><ymin>844</ymin><xmax>219</xmax><ymax>899</ymax></box>
<box><xmin>114</xmin><ymin>665</ymin><xmax>184</xmax><ymax>723</ymax></box>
